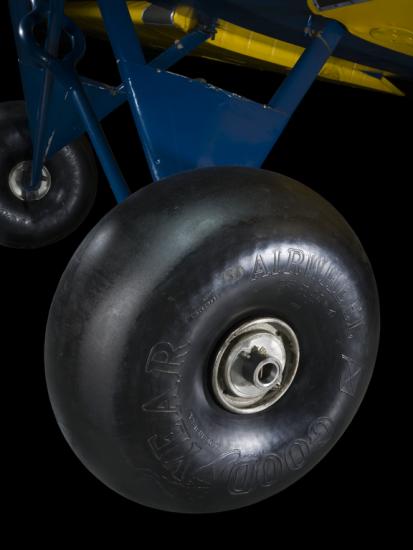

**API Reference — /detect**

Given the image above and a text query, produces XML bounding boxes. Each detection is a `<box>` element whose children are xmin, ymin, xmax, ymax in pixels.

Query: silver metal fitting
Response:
<box><xmin>9</xmin><ymin>161</ymin><xmax>51</xmax><ymax>201</ymax></box>
<box><xmin>212</xmin><ymin>317</ymin><xmax>300</xmax><ymax>414</ymax></box>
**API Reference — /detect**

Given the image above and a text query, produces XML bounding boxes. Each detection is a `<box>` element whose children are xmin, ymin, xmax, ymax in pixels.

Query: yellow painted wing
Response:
<box><xmin>308</xmin><ymin>0</ymin><xmax>413</xmax><ymax>58</ymax></box>
<box><xmin>66</xmin><ymin>1</ymin><xmax>404</xmax><ymax>96</ymax></box>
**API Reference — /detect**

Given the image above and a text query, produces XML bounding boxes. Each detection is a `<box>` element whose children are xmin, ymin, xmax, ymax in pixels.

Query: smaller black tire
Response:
<box><xmin>0</xmin><ymin>101</ymin><xmax>97</xmax><ymax>249</ymax></box>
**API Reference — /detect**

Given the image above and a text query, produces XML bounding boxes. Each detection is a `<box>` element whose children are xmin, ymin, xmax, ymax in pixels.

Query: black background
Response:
<box><xmin>1</xmin><ymin>5</ymin><xmax>411</xmax><ymax>534</ymax></box>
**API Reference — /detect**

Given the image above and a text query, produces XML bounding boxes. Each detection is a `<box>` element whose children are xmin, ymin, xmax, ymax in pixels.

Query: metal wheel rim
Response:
<box><xmin>212</xmin><ymin>317</ymin><xmax>300</xmax><ymax>414</ymax></box>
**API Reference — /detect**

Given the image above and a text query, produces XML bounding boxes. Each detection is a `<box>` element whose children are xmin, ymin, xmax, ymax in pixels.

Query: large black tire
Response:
<box><xmin>45</xmin><ymin>167</ymin><xmax>380</xmax><ymax>513</ymax></box>
<box><xmin>0</xmin><ymin>101</ymin><xmax>97</xmax><ymax>248</ymax></box>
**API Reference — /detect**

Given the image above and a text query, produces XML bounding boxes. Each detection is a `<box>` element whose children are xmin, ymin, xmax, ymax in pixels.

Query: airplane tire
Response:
<box><xmin>45</xmin><ymin>167</ymin><xmax>380</xmax><ymax>513</ymax></box>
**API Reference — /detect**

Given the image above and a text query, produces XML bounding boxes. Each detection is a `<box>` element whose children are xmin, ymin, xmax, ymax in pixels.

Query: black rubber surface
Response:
<box><xmin>0</xmin><ymin>101</ymin><xmax>97</xmax><ymax>249</ymax></box>
<box><xmin>45</xmin><ymin>167</ymin><xmax>380</xmax><ymax>513</ymax></box>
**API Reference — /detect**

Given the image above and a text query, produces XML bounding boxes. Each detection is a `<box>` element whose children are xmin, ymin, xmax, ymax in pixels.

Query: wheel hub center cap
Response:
<box><xmin>8</xmin><ymin>161</ymin><xmax>51</xmax><ymax>201</ymax></box>
<box><xmin>212</xmin><ymin>317</ymin><xmax>300</xmax><ymax>414</ymax></box>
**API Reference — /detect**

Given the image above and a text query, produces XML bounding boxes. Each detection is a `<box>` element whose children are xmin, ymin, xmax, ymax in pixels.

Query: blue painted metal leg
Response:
<box><xmin>29</xmin><ymin>0</ymin><xmax>64</xmax><ymax>193</ymax></box>
<box><xmin>96</xmin><ymin>0</ymin><xmax>146</xmax><ymax>65</ymax></box>
<box><xmin>269</xmin><ymin>20</ymin><xmax>345</xmax><ymax>141</ymax></box>
<box><xmin>96</xmin><ymin>0</ymin><xmax>163</xmax><ymax>180</ymax></box>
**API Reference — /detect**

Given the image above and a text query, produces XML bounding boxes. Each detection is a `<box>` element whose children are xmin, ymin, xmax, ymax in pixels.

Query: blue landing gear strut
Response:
<box><xmin>8</xmin><ymin>0</ymin><xmax>345</xmax><ymax>202</ymax></box>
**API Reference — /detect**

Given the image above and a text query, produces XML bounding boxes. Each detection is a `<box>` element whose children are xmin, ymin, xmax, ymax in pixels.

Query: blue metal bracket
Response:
<box><xmin>105</xmin><ymin>65</ymin><xmax>294</xmax><ymax>179</ymax></box>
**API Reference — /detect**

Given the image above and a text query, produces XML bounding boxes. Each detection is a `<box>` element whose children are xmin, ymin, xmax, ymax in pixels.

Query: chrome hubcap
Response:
<box><xmin>8</xmin><ymin>161</ymin><xmax>51</xmax><ymax>201</ymax></box>
<box><xmin>212</xmin><ymin>317</ymin><xmax>300</xmax><ymax>414</ymax></box>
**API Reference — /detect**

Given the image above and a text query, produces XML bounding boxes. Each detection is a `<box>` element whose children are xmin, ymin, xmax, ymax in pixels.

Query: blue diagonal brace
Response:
<box><xmin>269</xmin><ymin>20</ymin><xmax>345</xmax><ymax>141</ymax></box>
<box><xmin>149</xmin><ymin>28</ymin><xmax>212</xmax><ymax>71</ymax></box>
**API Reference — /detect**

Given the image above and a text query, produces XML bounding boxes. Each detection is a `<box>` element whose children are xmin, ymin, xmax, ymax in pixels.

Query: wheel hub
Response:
<box><xmin>212</xmin><ymin>317</ymin><xmax>300</xmax><ymax>414</ymax></box>
<box><xmin>8</xmin><ymin>161</ymin><xmax>51</xmax><ymax>201</ymax></box>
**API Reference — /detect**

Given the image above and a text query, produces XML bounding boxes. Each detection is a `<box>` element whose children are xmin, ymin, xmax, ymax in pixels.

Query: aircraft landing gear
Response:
<box><xmin>7</xmin><ymin>0</ymin><xmax>381</xmax><ymax>512</ymax></box>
